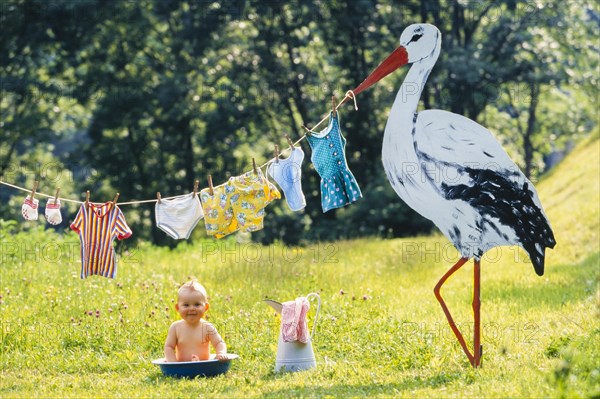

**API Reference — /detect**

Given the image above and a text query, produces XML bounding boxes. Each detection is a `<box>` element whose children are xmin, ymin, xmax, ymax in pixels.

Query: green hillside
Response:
<box><xmin>538</xmin><ymin>131</ymin><xmax>600</xmax><ymax>265</ymax></box>
<box><xmin>0</xmin><ymin>134</ymin><xmax>598</xmax><ymax>398</ymax></box>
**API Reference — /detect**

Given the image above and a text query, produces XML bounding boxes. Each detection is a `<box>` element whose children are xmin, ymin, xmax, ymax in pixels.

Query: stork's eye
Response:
<box><xmin>409</xmin><ymin>33</ymin><xmax>423</xmax><ymax>43</ymax></box>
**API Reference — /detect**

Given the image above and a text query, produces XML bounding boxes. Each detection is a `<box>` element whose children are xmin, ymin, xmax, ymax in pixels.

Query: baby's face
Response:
<box><xmin>176</xmin><ymin>289</ymin><xmax>208</xmax><ymax>323</ymax></box>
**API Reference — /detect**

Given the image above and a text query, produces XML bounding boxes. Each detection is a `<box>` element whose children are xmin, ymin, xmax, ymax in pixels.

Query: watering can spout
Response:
<box><xmin>264</xmin><ymin>299</ymin><xmax>283</xmax><ymax>315</ymax></box>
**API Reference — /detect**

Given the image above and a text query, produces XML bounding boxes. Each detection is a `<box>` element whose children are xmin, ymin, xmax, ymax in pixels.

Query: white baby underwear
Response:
<box><xmin>155</xmin><ymin>192</ymin><xmax>204</xmax><ymax>240</ymax></box>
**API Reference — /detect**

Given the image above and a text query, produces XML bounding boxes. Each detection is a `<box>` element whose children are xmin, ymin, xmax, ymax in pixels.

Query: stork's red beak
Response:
<box><xmin>352</xmin><ymin>46</ymin><xmax>408</xmax><ymax>96</ymax></box>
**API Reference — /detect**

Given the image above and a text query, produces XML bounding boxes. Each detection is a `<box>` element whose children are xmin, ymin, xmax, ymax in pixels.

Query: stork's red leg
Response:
<box><xmin>433</xmin><ymin>257</ymin><xmax>476</xmax><ymax>366</ymax></box>
<box><xmin>473</xmin><ymin>258</ymin><xmax>482</xmax><ymax>367</ymax></box>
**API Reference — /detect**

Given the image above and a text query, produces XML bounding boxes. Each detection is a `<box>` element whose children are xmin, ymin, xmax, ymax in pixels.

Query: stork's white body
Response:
<box><xmin>381</xmin><ymin>24</ymin><xmax>554</xmax><ymax>274</ymax></box>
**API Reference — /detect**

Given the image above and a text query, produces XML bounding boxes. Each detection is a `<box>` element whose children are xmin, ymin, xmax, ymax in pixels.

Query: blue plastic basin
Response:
<box><xmin>152</xmin><ymin>354</ymin><xmax>239</xmax><ymax>378</ymax></box>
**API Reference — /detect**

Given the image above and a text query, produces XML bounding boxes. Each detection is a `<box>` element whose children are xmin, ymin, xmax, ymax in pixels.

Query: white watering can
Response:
<box><xmin>264</xmin><ymin>293</ymin><xmax>321</xmax><ymax>372</ymax></box>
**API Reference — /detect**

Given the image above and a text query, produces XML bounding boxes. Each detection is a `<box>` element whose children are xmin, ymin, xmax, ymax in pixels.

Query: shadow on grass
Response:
<box><xmin>258</xmin><ymin>371</ymin><xmax>466</xmax><ymax>398</ymax></box>
<box><xmin>139</xmin><ymin>369</ymin><xmax>469</xmax><ymax>398</ymax></box>
<box><xmin>486</xmin><ymin>252</ymin><xmax>599</xmax><ymax>310</ymax></box>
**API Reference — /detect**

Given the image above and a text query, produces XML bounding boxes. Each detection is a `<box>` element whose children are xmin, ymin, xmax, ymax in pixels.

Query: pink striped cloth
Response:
<box><xmin>281</xmin><ymin>297</ymin><xmax>310</xmax><ymax>343</ymax></box>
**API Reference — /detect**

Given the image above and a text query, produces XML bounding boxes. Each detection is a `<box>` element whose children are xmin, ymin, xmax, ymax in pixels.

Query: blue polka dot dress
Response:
<box><xmin>306</xmin><ymin>112</ymin><xmax>363</xmax><ymax>213</ymax></box>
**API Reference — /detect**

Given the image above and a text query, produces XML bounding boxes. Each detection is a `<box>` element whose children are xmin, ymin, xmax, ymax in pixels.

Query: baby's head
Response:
<box><xmin>177</xmin><ymin>280</ymin><xmax>208</xmax><ymax>303</ymax></box>
<box><xmin>175</xmin><ymin>280</ymin><xmax>210</xmax><ymax>321</ymax></box>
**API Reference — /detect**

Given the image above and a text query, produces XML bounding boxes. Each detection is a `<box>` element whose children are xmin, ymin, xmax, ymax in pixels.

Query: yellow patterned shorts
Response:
<box><xmin>200</xmin><ymin>170</ymin><xmax>280</xmax><ymax>238</ymax></box>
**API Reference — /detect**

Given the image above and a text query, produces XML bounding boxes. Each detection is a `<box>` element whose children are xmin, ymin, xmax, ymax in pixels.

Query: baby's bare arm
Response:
<box><xmin>164</xmin><ymin>323</ymin><xmax>178</xmax><ymax>362</ymax></box>
<box><xmin>206</xmin><ymin>323</ymin><xmax>227</xmax><ymax>359</ymax></box>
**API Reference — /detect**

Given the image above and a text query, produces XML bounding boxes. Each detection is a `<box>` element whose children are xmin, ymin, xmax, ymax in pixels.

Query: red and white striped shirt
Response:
<box><xmin>70</xmin><ymin>202</ymin><xmax>132</xmax><ymax>279</ymax></box>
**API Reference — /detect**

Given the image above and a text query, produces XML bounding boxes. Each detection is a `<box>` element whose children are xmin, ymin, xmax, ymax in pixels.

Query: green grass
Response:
<box><xmin>1</xmin><ymin>134</ymin><xmax>599</xmax><ymax>398</ymax></box>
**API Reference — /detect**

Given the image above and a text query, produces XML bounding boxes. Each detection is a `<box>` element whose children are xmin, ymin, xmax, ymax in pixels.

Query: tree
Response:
<box><xmin>1</xmin><ymin>0</ymin><xmax>596</xmax><ymax>243</ymax></box>
<box><xmin>478</xmin><ymin>1</ymin><xmax>599</xmax><ymax>178</ymax></box>
<box><xmin>70</xmin><ymin>0</ymin><xmax>246</xmax><ymax>244</ymax></box>
<box><xmin>0</xmin><ymin>0</ymin><xmax>117</xmax><ymax>220</ymax></box>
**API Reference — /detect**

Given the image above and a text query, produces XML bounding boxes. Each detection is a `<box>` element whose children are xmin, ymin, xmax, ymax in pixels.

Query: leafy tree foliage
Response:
<box><xmin>1</xmin><ymin>0</ymin><xmax>597</xmax><ymax>244</ymax></box>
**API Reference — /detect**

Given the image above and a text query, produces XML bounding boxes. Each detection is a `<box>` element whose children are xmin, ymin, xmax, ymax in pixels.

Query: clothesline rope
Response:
<box><xmin>0</xmin><ymin>180</ymin><xmax>189</xmax><ymax>207</ymax></box>
<box><xmin>1</xmin><ymin>180</ymin><xmax>83</xmax><ymax>204</ymax></box>
<box><xmin>1</xmin><ymin>91</ymin><xmax>359</xmax><ymax>207</ymax></box>
<box><xmin>258</xmin><ymin>90</ymin><xmax>358</xmax><ymax>170</ymax></box>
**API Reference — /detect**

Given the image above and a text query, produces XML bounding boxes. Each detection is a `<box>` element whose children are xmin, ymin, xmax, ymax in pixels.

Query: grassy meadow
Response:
<box><xmin>1</xmin><ymin>134</ymin><xmax>599</xmax><ymax>398</ymax></box>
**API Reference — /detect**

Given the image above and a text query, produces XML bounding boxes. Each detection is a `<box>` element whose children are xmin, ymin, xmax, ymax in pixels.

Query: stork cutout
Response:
<box><xmin>348</xmin><ymin>23</ymin><xmax>556</xmax><ymax>367</ymax></box>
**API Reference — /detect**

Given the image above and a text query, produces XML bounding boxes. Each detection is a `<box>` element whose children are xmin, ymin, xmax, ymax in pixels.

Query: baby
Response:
<box><xmin>164</xmin><ymin>280</ymin><xmax>228</xmax><ymax>362</ymax></box>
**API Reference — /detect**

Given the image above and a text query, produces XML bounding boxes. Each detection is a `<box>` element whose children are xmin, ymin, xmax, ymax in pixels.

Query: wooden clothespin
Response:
<box><xmin>53</xmin><ymin>188</ymin><xmax>60</xmax><ymax>204</ymax></box>
<box><xmin>30</xmin><ymin>180</ymin><xmax>39</xmax><ymax>199</ymax></box>
<box><xmin>207</xmin><ymin>175</ymin><xmax>214</xmax><ymax>196</ymax></box>
<box><xmin>193</xmin><ymin>179</ymin><xmax>199</xmax><ymax>196</ymax></box>
<box><xmin>112</xmin><ymin>192</ymin><xmax>120</xmax><ymax>205</ymax></box>
<box><xmin>332</xmin><ymin>95</ymin><xmax>337</xmax><ymax>117</ymax></box>
<box><xmin>274</xmin><ymin>144</ymin><xmax>279</xmax><ymax>163</ymax></box>
<box><xmin>284</xmin><ymin>133</ymin><xmax>295</xmax><ymax>149</ymax></box>
<box><xmin>252</xmin><ymin>158</ymin><xmax>258</xmax><ymax>174</ymax></box>
<box><xmin>157</xmin><ymin>192</ymin><xmax>162</xmax><ymax>204</ymax></box>
<box><xmin>85</xmin><ymin>190</ymin><xmax>90</xmax><ymax>210</ymax></box>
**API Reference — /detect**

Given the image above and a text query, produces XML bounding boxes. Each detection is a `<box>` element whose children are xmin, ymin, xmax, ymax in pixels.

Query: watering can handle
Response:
<box><xmin>306</xmin><ymin>293</ymin><xmax>321</xmax><ymax>339</ymax></box>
